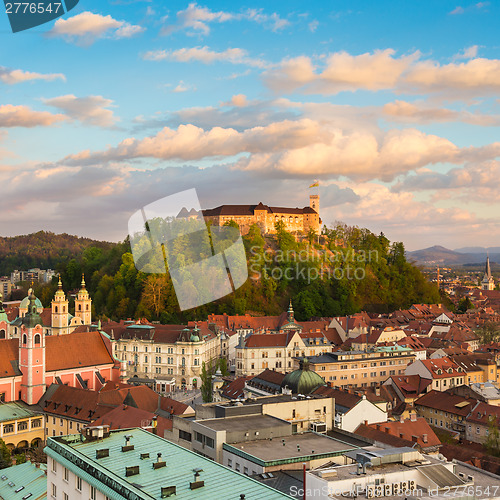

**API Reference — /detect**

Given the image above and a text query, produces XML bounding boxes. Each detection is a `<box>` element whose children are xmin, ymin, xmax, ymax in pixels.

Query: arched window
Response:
<box><xmin>78</xmin><ymin>304</ymin><xmax>82</xmax><ymax>311</ymax></box>
<box><xmin>0</xmin><ymin>330</ymin><xmax>5</xmax><ymax>339</ymax></box>
<box><xmin>22</xmin><ymin>334</ymin><xmax>27</xmax><ymax>345</ymax></box>
<box><xmin>55</xmin><ymin>306</ymin><xmax>58</xmax><ymax>313</ymax></box>
<box><xmin>63</xmin><ymin>306</ymin><xmax>66</xmax><ymax>313</ymax></box>
<box><xmin>181</xmin><ymin>357</ymin><xmax>186</xmax><ymax>366</ymax></box>
<box><xmin>34</xmin><ymin>334</ymin><xmax>41</xmax><ymax>345</ymax></box>
<box><xmin>86</xmin><ymin>304</ymin><xmax>89</xmax><ymax>311</ymax></box>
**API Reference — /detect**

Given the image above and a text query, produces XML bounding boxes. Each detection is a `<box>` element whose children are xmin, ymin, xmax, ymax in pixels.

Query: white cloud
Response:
<box><xmin>42</xmin><ymin>95</ymin><xmax>117</xmax><ymax>127</ymax></box>
<box><xmin>264</xmin><ymin>49</ymin><xmax>419</xmax><ymax>94</ymax></box>
<box><xmin>383</xmin><ymin>100</ymin><xmax>500</xmax><ymax>126</ymax></box>
<box><xmin>449</xmin><ymin>6</ymin><xmax>465</xmax><ymax>15</ymax></box>
<box><xmin>172</xmin><ymin>81</ymin><xmax>196</xmax><ymax>93</ymax></box>
<box><xmin>160</xmin><ymin>3</ymin><xmax>233</xmax><ymax>36</ymax></box>
<box><xmin>48</xmin><ymin>11</ymin><xmax>145</xmax><ymax>45</ymax></box>
<box><xmin>308</xmin><ymin>20</ymin><xmax>319</xmax><ymax>32</ymax></box>
<box><xmin>0</xmin><ymin>67</ymin><xmax>66</xmax><ymax>85</ymax></box>
<box><xmin>160</xmin><ymin>3</ymin><xmax>289</xmax><ymax>36</ymax></box>
<box><xmin>0</xmin><ymin>105</ymin><xmax>66</xmax><ymax>127</ymax></box>
<box><xmin>263</xmin><ymin>48</ymin><xmax>500</xmax><ymax>98</ymax></box>
<box><xmin>453</xmin><ymin>45</ymin><xmax>479</xmax><ymax>61</ymax></box>
<box><xmin>143</xmin><ymin>46</ymin><xmax>267</xmax><ymax>68</ymax></box>
<box><xmin>244</xmin><ymin>8</ymin><xmax>290</xmax><ymax>32</ymax></box>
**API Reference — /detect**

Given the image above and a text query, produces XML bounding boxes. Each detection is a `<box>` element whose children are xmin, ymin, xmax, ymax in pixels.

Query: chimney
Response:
<box><xmin>412</xmin><ymin>435</ymin><xmax>418</xmax><ymax>442</ymax></box>
<box><xmin>384</xmin><ymin>427</ymin><xmax>390</xmax><ymax>434</ymax></box>
<box><xmin>376</xmin><ymin>424</ymin><xmax>381</xmax><ymax>431</ymax></box>
<box><xmin>400</xmin><ymin>415</ymin><xmax>404</xmax><ymax>423</ymax></box>
<box><xmin>410</xmin><ymin>413</ymin><xmax>417</xmax><ymax>422</ymax></box>
<box><xmin>375</xmin><ymin>387</ymin><xmax>381</xmax><ymax>396</ymax></box>
<box><xmin>364</xmin><ymin>420</ymin><xmax>368</xmax><ymax>426</ymax></box>
<box><xmin>423</xmin><ymin>434</ymin><xmax>428</xmax><ymax>443</ymax></box>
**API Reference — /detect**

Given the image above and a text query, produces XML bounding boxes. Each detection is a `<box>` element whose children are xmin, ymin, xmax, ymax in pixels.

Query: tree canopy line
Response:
<box><xmin>13</xmin><ymin>221</ymin><xmax>439</xmax><ymax>323</ymax></box>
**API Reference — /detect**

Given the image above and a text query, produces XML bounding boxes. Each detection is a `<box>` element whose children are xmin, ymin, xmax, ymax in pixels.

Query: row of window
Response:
<box><xmin>120</xmin><ymin>345</ymin><xmax>192</xmax><ymax>354</ymax></box>
<box><xmin>2</xmin><ymin>419</ymin><xmax>41</xmax><ymax>433</ymax></box>
<box><xmin>327</xmin><ymin>369</ymin><xmax>403</xmax><ymax>381</ymax></box>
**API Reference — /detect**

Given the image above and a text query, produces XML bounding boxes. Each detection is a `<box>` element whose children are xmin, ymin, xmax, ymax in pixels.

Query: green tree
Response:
<box><xmin>200</xmin><ymin>362</ymin><xmax>213</xmax><ymax>403</ymax></box>
<box><xmin>0</xmin><ymin>439</ymin><xmax>11</xmax><ymax>469</ymax></box>
<box><xmin>13</xmin><ymin>453</ymin><xmax>26</xmax><ymax>465</ymax></box>
<box><xmin>476</xmin><ymin>321</ymin><xmax>500</xmax><ymax>344</ymax></box>
<box><xmin>457</xmin><ymin>296</ymin><xmax>473</xmax><ymax>313</ymax></box>
<box><xmin>216</xmin><ymin>358</ymin><xmax>230</xmax><ymax>376</ymax></box>
<box><xmin>485</xmin><ymin>416</ymin><xmax>500</xmax><ymax>457</ymax></box>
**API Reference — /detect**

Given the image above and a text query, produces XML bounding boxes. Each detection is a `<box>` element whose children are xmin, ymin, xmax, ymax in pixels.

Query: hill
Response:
<box><xmin>408</xmin><ymin>245</ymin><xmax>500</xmax><ymax>267</ymax></box>
<box><xmin>0</xmin><ymin>231</ymin><xmax>115</xmax><ymax>277</ymax></box>
<box><xmin>40</xmin><ymin>221</ymin><xmax>440</xmax><ymax>323</ymax></box>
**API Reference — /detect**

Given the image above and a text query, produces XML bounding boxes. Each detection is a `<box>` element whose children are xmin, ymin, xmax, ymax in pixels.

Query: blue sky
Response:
<box><xmin>1</xmin><ymin>0</ymin><xmax>499</xmax><ymax>250</ymax></box>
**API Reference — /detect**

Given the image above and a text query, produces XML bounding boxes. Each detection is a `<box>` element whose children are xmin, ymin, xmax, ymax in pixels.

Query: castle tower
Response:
<box><xmin>51</xmin><ymin>276</ymin><xmax>69</xmax><ymax>335</ymax></box>
<box><xmin>19</xmin><ymin>289</ymin><xmax>46</xmax><ymax>404</ymax></box>
<box><xmin>481</xmin><ymin>255</ymin><xmax>495</xmax><ymax>291</ymax></box>
<box><xmin>310</xmin><ymin>194</ymin><xmax>320</xmax><ymax>214</ymax></box>
<box><xmin>74</xmin><ymin>274</ymin><xmax>92</xmax><ymax>325</ymax></box>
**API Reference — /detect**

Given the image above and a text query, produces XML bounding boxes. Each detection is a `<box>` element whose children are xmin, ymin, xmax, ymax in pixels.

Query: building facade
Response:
<box><xmin>202</xmin><ymin>195</ymin><xmax>321</xmax><ymax>235</ymax></box>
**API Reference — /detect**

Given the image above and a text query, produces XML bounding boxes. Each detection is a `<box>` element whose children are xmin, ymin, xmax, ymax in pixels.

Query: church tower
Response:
<box><xmin>481</xmin><ymin>255</ymin><xmax>495</xmax><ymax>291</ymax></box>
<box><xmin>51</xmin><ymin>276</ymin><xmax>69</xmax><ymax>335</ymax></box>
<box><xmin>19</xmin><ymin>289</ymin><xmax>46</xmax><ymax>404</ymax></box>
<box><xmin>74</xmin><ymin>274</ymin><xmax>92</xmax><ymax>325</ymax></box>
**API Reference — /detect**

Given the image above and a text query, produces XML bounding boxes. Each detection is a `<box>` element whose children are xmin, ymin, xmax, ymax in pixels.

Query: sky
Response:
<box><xmin>0</xmin><ymin>0</ymin><xmax>499</xmax><ymax>251</ymax></box>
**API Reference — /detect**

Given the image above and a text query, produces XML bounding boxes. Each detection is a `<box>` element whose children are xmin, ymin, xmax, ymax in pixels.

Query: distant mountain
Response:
<box><xmin>0</xmin><ymin>231</ymin><xmax>115</xmax><ymax>276</ymax></box>
<box><xmin>454</xmin><ymin>246</ymin><xmax>500</xmax><ymax>254</ymax></box>
<box><xmin>408</xmin><ymin>245</ymin><xmax>500</xmax><ymax>266</ymax></box>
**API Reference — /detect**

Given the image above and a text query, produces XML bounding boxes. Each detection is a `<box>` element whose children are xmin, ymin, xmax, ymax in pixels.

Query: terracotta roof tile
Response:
<box><xmin>46</xmin><ymin>331</ymin><xmax>114</xmax><ymax>371</ymax></box>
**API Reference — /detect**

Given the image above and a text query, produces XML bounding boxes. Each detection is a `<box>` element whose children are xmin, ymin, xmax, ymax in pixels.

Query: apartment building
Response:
<box><xmin>104</xmin><ymin>321</ymin><xmax>221</xmax><ymax>391</ymax></box>
<box><xmin>298</xmin><ymin>345</ymin><xmax>416</xmax><ymax>389</ymax></box>
<box><xmin>0</xmin><ymin>402</ymin><xmax>44</xmax><ymax>451</ymax></box>
<box><xmin>404</xmin><ymin>358</ymin><xmax>467</xmax><ymax>391</ymax></box>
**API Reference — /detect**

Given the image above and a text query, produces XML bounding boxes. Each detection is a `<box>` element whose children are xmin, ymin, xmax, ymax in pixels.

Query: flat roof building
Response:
<box><xmin>45</xmin><ymin>427</ymin><xmax>292</xmax><ymax>499</ymax></box>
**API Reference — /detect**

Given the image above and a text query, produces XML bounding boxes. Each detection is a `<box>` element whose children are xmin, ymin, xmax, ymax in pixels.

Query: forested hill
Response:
<box><xmin>0</xmin><ymin>231</ymin><xmax>115</xmax><ymax>276</ymax></box>
<box><xmin>24</xmin><ymin>222</ymin><xmax>440</xmax><ymax>324</ymax></box>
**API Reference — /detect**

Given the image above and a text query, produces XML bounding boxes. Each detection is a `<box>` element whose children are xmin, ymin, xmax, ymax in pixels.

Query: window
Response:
<box><xmin>227</xmin><ymin>459</ymin><xmax>232</xmax><ymax>467</ymax></box>
<box><xmin>244</xmin><ymin>467</ymin><xmax>249</xmax><ymax>475</ymax></box>
<box><xmin>76</xmin><ymin>476</ymin><xmax>82</xmax><ymax>491</ymax></box>
<box><xmin>91</xmin><ymin>486</ymin><xmax>97</xmax><ymax>500</ymax></box>
<box><xmin>145</xmin><ymin>346</ymin><xmax>148</xmax><ymax>352</ymax></box>
<box><xmin>144</xmin><ymin>355</ymin><xmax>148</xmax><ymax>362</ymax></box>
<box><xmin>63</xmin><ymin>467</ymin><xmax>69</xmax><ymax>482</ymax></box>
<box><xmin>179</xmin><ymin>430</ymin><xmax>192</xmax><ymax>442</ymax></box>
<box><xmin>51</xmin><ymin>459</ymin><xmax>57</xmax><ymax>472</ymax></box>
<box><xmin>18</xmin><ymin>421</ymin><xmax>28</xmax><ymax>431</ymax></box>
<box><xmin>51</xmin><ymin>483</ymin><xmax>56</xmax><ymax>498</ymax></box>
<box><xmin>3</xmin><ymin>423</ymin><xmax>13</xmax><ymax>433</ymax></box>
<box><xmin>60</xmin><ymin>418</ymin><xmax>63</xmax><ymax>426</ymax></box>
<box><xmin>0</xmin><ymin>393</ymin><xmax>4</xmax><ymax>403</ymax></box>
<box><xmin>155</xmin><ymin>367</ymin><xmax>161</xmax><ymax>374</ymax></box>
<box><xmin>64</xmin><ymin>493</ymin><xmax>69</xmax><ymax>500</ymax></box>
<box><xmin>235</xmin><ymin>463</ymin><xmax>240</xmax><ymax>472</ymax></box>
<box><xmin>69</xmin><ymin>421</ymin><xmax>72</xmax><ymax>429</ymax></box>
<box><xmin>32</xmin><ymin>419</ymin><xmax>41</xmax><ymax>428</ymax></box>
<box><xmin>476</xmin><ymin>427</ymin><xmax>480</xmax><ymax>434</ymax></box>
<box><xmin>156</xmin><ymin>347</ymin><xmax>161</xmax><ymax>353</ymax></box>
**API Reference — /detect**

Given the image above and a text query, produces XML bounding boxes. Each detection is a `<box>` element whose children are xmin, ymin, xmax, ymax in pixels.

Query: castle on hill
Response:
<box><xmin>201</xmin><ymin>194</ymin><xmax>321</xmax><ymax>235</ymax></box>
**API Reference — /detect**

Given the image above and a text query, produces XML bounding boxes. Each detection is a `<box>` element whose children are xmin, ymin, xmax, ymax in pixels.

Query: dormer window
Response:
<box><xmin>437</xmin><ymin>369</ymin><xmax>442</xmax><ymax>375</ymax></box>
<box><xmin>448</xmin><ymin>368</ymin><xmax>453</xmax><ymax>374</ymax></box>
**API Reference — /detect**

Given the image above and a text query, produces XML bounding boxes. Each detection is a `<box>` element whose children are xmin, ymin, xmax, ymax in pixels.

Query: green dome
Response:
<box><xmin>281</xmin><ymin>359</ymin><xmax>326</xmax><ymax>394</ymax></box>
<box><xmin>20</xmin><ymin>295</ymin><xmax>43</xmax><ymax>310</ymax></box>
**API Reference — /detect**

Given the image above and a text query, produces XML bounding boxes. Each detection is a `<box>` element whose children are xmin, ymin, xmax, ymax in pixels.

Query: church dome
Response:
<box><xmin>280</xmin><ymin>358</ymin><xmax>326</xmax><ymax>394</ymax></box>
<box><xmin>20</xmin><ymin>294</ymin><xmax>43</xmax><ymax>310</ymax></box>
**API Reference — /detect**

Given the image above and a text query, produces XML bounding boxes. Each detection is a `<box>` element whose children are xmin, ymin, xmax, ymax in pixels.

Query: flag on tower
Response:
<box><xmin>309</xmin><ymin>181</ymin><xmax>319</xmax><ymax>188</ymax></box>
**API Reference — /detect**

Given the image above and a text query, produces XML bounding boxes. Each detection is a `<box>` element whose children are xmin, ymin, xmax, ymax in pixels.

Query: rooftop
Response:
<box><xmin>0</xmin><ymin>401</ymin><xmax>41</xmax><ymax>422</ymax></box>
<box><xmin>224</xmin><ymin>432</ymin><xmax>358</xmax><ymax>465</ymax></box>
<box><xmin>0</xmin><ymin>461</ymin><xmax>47</xmax><ymax>500</ymax></box>
<box><xmin>196</xmin><ymin>414</ymin><xmax>288</xmax><ymax>432</ymax></box>
<box><xmin>45</xmin><ymin>428</ymin><xmax>291</xmax><ymax>499</ymax></box>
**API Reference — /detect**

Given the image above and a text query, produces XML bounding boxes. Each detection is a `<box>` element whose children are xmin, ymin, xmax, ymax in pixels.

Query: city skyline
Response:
<box><xmin>1</xmin><ymin>0</ymin><xmax>499</xmax><ymax>250</ymax></box>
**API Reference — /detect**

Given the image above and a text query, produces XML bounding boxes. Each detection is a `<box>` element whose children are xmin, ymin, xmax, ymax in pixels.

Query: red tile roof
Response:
<box><xmin>419</xmin><ymin>358</ymin><xmax>463</xmax><ymax>379</ymax></box>
<box><xmin>0</xmin><ymin>339</ymin><xmax>21</xmax><ymax>378</ymax></box>
<box><xmin>46</xmin><ymin>331</ymin><xmax>115</xmax><ymax>371</ymax></box>
<box><xmin>91</xmin><ymin>404</ymin><xmax>173</xmax><ymax>433</ymax></box>
<box><xmin>414</xmin><ymin>390</ymin><xmax>476</xmax><ymax>416</ymax></box>
<box><xmin>221</xmin><ymin>376</ymin><xmax>251</xmax><ymax>399</ymax></box>
<box><xmin>363</xmin><ymin>417</ymin><xmax>441</xmax><ymax>449</ymax></box>
<box><xmin>313</xmin><ymin>386</ymin><xmax>362</xmax><ymax>409</ymax></box>
<box><xmin>466</xmin><ymin>401</ymin><xmax>500</xmax><ymax>426</ymax></box>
